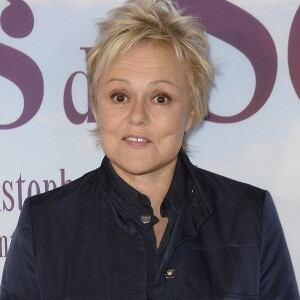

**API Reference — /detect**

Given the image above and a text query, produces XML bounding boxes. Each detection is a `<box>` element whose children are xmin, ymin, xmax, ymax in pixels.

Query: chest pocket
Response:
<box><xmin>156</xmin><ymin>245</ymin><xmax>260</xmax><ymax>300</ymax></box>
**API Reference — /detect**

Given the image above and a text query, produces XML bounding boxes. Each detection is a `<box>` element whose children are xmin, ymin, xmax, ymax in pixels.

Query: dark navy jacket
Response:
<box><xmin>0</xmin><ymin>154</ymin><xmax>299</xmax><ymax>299</ymax></box>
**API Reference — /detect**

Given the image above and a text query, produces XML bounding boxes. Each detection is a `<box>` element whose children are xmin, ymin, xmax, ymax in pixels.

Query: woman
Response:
<box><xmin>1</xmin><ymin>0</ymin><xmax>299</xmax><ymax>299</ymax></box>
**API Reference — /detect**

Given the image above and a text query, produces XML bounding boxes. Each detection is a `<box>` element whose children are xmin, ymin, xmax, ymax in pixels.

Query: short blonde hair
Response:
<box><xmin>87</xmin><ymin>0</ymin><xmax>213</xmax><ymax>147</ymax></box>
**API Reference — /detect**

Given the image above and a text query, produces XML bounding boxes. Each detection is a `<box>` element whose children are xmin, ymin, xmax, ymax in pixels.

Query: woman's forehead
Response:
<box><xmin>101</xmin><ymin>43</ymin><xmax>189</xmax><ymax>86</ymax></box>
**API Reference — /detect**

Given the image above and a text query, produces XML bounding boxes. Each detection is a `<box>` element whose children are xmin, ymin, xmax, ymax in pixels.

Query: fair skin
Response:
<box><xmin>96</xmin><ymin>42</ymin><xmax>193</xmax><ymax>246</ymax></box>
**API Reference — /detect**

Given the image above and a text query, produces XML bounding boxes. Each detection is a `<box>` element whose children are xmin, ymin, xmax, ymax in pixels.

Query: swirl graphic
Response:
<box><xmin>288</xmin><ymin>5</ymin><xmax>300</xmax><ymax>100</ymax></box>
<box><xmin>177</xmin><ymin>0</ymin><xmax>278</xmax><ymax>123</ymax></box>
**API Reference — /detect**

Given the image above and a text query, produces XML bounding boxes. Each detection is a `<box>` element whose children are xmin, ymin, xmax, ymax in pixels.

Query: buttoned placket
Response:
<box><xmin>100</xmin><ymin>153</ymin><xmax>212</xmax><ymax>298</ymax></box>
<box><xmin>154</xmin><ymin>180</ymin><xmax>212</xmax><ymax>290</ymax></box>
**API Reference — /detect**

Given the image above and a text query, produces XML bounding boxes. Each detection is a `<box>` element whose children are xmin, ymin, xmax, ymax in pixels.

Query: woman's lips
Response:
<box><xmin>123</xmin><ymin>135</ymin><xmax>151</xmax><ymax>147</ymax></box>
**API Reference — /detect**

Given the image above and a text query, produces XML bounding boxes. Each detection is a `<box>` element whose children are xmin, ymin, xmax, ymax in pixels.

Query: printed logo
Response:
<box><xmin>178</xmin><ymin>0</ymin><xmax>278</xmax><ymax>123</ymax></box>
<box><xmin>288</xmin><ymin>5</ymin><xmax>300</xmax><ymax>99</ymax></box>
<box><xmin>0</xmin><ymin>0</ymin><xmax>44</xmax><ymax>129</ymax></box>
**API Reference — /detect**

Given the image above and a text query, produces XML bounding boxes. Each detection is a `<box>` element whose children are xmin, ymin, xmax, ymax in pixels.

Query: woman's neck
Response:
<box><xmin>110</xmin><ymin>158</ymin><xmax>177</xmax><ymax>214</ymax></box>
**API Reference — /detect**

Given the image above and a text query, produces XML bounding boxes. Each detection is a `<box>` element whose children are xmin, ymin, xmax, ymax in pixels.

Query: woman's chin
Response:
<box><xmin>111</xmin><ymin>159</ymin><xmax>156</xmax><ymax>177</ymax></box>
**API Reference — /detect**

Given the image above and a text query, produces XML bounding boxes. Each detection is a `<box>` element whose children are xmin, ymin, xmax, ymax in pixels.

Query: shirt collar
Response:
<box><xmin>160</xmin><ymin>154</ymin><xmax>186</xmax><ymax>217</ymax></box>
<box><xmin>100</xmin><ymin>155</ymin><xmax>186</xmax><ymax>231</ymax></box>
<box><xmin>101</xmin><ymin>157</ymin><xmax>157</xmax><ymax>231</ymax></box>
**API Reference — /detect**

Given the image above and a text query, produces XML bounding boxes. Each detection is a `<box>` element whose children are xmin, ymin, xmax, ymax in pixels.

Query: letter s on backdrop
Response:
<box><xmin>0</xmin><ymin>0</ymin><xmax>44</xmax><ymax>129</ymax></box>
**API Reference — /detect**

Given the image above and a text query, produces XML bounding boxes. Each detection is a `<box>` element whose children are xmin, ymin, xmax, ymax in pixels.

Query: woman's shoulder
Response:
<box><xmin>195</xmin><ymin>165</ymin><xmax>264</xmax><ymax>194</ymax></box>
<box><xmin>24</xmin><ymin>167</ymin><xmax>101</xmax><ymax>212</ymax></box>
<box><xmin>187</xmin><ymin>162</ymin><xmax>267</xmax><ymax>214</ymax></box>
<box><xmin>182</xmin><ymin>153</ymin><xmax>265</xmax><ymax>201</ymax></box>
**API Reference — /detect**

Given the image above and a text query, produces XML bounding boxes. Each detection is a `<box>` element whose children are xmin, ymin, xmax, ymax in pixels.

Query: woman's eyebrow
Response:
<box><xmin>105</xmin><ymin>78</ymin><xmax>179</xmax><ymax>89</ymax></box>
<box><xmin>105</xmin><ymin>78</ymin><xmax>131</xmax><ymax>84</ymax></box>
<box><xmin>149</xmin><ymin>79</ymin><xmax>178</xmax><ymax>88</ymax></box>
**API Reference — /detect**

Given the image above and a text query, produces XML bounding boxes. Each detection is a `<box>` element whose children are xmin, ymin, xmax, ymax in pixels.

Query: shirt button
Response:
<box><xmin>165</xmin><ymin>267</ymin><xmax>176</xmax><ymax>279</ymax></box>
<box><xmin>140</xmin><ymin>215</ymin><xmax>151</xmax><ymax>224</ymax></box>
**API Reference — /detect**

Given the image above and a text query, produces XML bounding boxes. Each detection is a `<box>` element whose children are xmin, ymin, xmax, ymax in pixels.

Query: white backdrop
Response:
<box><xmin>0</xmin><ymin>0</ymin><xmax>299</xmax><ymax>286</ymax></box>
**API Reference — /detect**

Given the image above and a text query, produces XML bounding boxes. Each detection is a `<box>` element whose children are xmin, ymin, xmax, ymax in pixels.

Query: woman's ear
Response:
<box><xmin>184</xmin><ymin>106</ymin><xmax>195</xmax><ymax>133</ymax></box>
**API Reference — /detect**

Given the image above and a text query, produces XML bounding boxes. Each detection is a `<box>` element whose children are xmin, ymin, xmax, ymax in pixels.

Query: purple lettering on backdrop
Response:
<box><xmin>177</xmin><ymin>0</ymin><xmax>277</xmax><ymax>123</ymax></box>
<box><xmin>60</xmin><ymin>169</ymin><xmax>71</xmax><ymax>185</ymax></box>
<box><xmin>0</xmin><ymin>0</ymin><xmax>44</xmax><ymax>129</ymax></box>
<box><xmin>63</xmin><ymin>47</ymin><xmax>95</xmax><ymax>124</ymax></box>
<box><xmin>64</xmin><ymin>71</ymin><xmax>94</xmax><ymax>124</ymax></box>
<box><xmin>43</xmin><ymin>179</ymin><xmax>57</xmax><ymax>192</ymax></box>
<box><xmin>0</xmin><ymin>236</ymin><xmax>8</xmax><ymax>258</ymax></box>
<box><xmin>288</xmin><ymin>5</ymin><xmax>300</xmax><ymax>99</ymax></box>
<box><xmin>16</xmin><ymin>174</ymin><xmax>25</xmax><ymax>210</ymax></box>
<box><xmin>28</xmin><ymin>180</ymin><xmax>40</xmax><ymax>197</ymax></box>
<box><xmin>2</xmin><ymin>181</ymin><xmax>14</xmax><ymax>211</ymax></box>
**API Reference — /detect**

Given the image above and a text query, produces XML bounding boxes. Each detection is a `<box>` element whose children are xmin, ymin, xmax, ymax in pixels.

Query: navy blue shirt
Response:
<box><xmin>1</xmin><ymin>153</ymin><xmax>299</xmax><ymax>299</ymax></box>
<box><xmin>105</xmin><ymin>156</ymin><xmax>186</xmax><ymax>299</ymax></box>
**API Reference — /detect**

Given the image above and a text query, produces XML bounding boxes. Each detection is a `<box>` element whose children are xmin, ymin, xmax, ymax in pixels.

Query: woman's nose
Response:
<box><xmin>128</xmin><ymin>99</ymin><xmax>149</xmax><ymax>126</ymax></box>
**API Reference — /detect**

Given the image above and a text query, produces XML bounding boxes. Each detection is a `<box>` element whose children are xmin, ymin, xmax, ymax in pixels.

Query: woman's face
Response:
<box><xmin>96</xmin><ymin>43</ymin><xmax>193</xmax><ymax>180</ymax></box>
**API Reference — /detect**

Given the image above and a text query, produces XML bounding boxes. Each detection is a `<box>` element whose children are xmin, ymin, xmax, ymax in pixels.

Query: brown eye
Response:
<box><xmin>154</xmin><ymin>94</ymin><xmax>171</xmax><ymax>105</ymax></box>
<box><xmin>111</xmin><ymin>93</ymin><xmax>127</xmax><ymax>103</ymax></box>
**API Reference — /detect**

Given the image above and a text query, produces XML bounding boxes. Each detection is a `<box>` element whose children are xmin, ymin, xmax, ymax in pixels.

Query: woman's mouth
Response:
<box><xmin>123</xmin><ymin>135</ymin><xmax>151</xmax><ymax>147</ymax></box>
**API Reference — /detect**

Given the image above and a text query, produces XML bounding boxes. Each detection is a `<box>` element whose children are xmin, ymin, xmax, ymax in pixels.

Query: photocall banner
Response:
<box><xmin>1</xmin><ymin>0</ymin><xmax>300</xmax><ymax>284</ymax></box>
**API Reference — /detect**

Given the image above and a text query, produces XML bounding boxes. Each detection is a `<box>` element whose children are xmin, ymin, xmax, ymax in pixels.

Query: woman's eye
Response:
<box><xmin>111</xmin><ymin>93</ymin><xmax>127</xmax><ymax>103</ymax></box>
<box><xmin>154</xmin><ymin>94</ymin><xmax>171</xmax><ymax>104</ymax></box>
